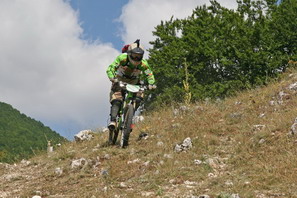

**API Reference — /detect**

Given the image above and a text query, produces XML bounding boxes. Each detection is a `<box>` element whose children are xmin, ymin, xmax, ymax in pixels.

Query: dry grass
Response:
<box><xmin>1</xmin><ymin>69</ymin><xmax>297</xmax><ymax>198</ymax></box>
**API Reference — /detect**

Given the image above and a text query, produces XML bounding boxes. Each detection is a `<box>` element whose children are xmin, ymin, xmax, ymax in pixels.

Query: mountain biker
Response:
<box><xmin>106</xmin><ymin>39</ymin><xmax>156</xmax><ymax>130</ymax></box>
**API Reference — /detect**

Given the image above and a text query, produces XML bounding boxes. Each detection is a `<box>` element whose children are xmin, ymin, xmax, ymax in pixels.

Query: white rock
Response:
<box><xmin>20</xmin><ymin>159</ymin><xmax>31</xmax><ymax>166</ymax></box>
<box><xmin>103</xmin><ymin>154</ymin><xmax>111</xmax><ymax>160</ymax></box>
<box><xmin>47</xmin><ymin>146</ymin><xmax>54</xmax><ymax>153</ymax></box>
<box><xmin>269</xmin><ymin>100</ymin><xmax>276</xmax><ymax>106</ymax></box>
<box><xmin>259</xmin><ymin>139</ymin><xmax>265</xmax><ymax>144</ymax></box>
<box><xmin>194</xmin><ymin>159</ymin><xmax>202</xmax><ymax>165</ymax></box>
<box><xmin>159</xmin><ymin>160</ymin><xmax>164</xmax><ymax>165</ymax></box>
<box><xmin>127</xmin><ymin>158</ymin><xmax>140</xmax><ymax>164</ymax></box>
<box><xmin>0</xmin><ymin>192</ymin><xmax>9</xmax><ymax>197</ymax></box>
<box><xmin>183</xmin><ymin>137</ymin><xmax>193</xmax><ymax>148</ymax></box>
<box><xmin>174</xmin><ymin>144</ymin><xmax>183</xmax><ymax>153</ymax></box>
<box><xmin>169</xmin><ymin>179</ymin><xmax>176</xmax><ymax>184</ymax></box>
<box><xmin>288</xmin><ymin>82</ymin><xmax>297</xmax><ymax>91</ymax></box>
<box><xmin>180</xmin><ymin>105</ymin><xmax>190</xmax><ymax>111</ymax></box>
<box><xmin>163</xmin><ymin>154</ymin><xmax>173</xmax><ymax>159</ymax></box>
<box><xmin>174</xmin><ymin>137</ymin><xmax>193</xmax><ymax>152</ymax></box>
<box><xmin>253</xmin><ymin>125</ymin><xmax>266</xmax><ymax>131</ymax></box>
<box><xmin>133</xmin><ymin>115</ymin><xmax>144</xmax><ymax>123</ymax></box>
<box><xmin>290</xmin><ymin>117</ymin><xmax>297</xmax><ymax>135</ymax></box>
<box><xmin>141</xmin><ymin>192</ymin><xmax>155</xmax><ymax>197</ymax></box>
<box><xmin>102</xmin><ymin>186</ymin><xmax>108</xmax><ymax>192</ymax></box>
<box><xmin>157</xmin><ymin>141</ymin><xmax>164</xmax><ymax>147</ymax></box>
<box><xmin>143</xmin><ymin>161</ymin><xmax>150</xmax><ymax>166</ymax></box>
<box><xmin>119</xmin><ymin>182</ymin><xmax>128</xmax><ymax>188</ymax></box>
<box><xmin>208</xmin><ymin>173</ymin><xmax>217</xmax><ymax>178</ymax></box>
<box><xmin>244</xmin><ymin>181</ymin><xmax>251</xmax><ymax>185</ymax></box>
<box><xmin>55</xmin><ymin>167</ymin><xmax>63</xmax><ymax>176</ymax></box>
<box><xmin>225</xmin><ymin>181</ymin><xmax>234</xmax><ymax>186</ymax></box>
<box><xmin>74</xmin><ymin>130</ymin><xmax>93</xmax><ymax>142</ymax></box>
<box><xmin>4</xmin><ymin>173</ymin><xmax>20</xmax><ymax>181</ymax></box>
<box><xmin>206</xmin><ymin>158</ymin><xmax>220</xmax><ymax>169</ymax></box>
<box><xmin>173</xmin><ymin>109</ymin><xmax>179</xmax><ymax>116</ymax></box>
<box><xmin>34</xmin><ymin>191</ymin><xmax>42</xmax><ymax>195</ymax></box>
<box><xmin>172</xmin><ymin>123</ymin><xmax>181</xmax><ymax>128</ymax></box>
<box><xmin>278</xmin><ymin>91</ymin><xmax>289</xmax><ymax>99</ymax></box>
<box><xmin>184</xmin><ymin>180</ymin><xmax>197</xmax><ymax>185</ymax></box>
<box><xmin>71</xmin><ymin>158</ymin><xmax>87</xmax><ymax>169</ymax></box>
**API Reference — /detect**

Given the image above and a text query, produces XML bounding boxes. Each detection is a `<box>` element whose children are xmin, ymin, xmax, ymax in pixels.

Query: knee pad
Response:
<box><xmin>111</xmin><ymin>99</ymin><xmax>122</xmax><ymax>106</ymax></box>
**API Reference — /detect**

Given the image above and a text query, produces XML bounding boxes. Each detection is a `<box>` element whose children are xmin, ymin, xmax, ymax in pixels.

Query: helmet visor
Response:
<box><xmin>130</xmin><ymin>53</ymin><xmax>143</xmax><ymax>61</ymax></box>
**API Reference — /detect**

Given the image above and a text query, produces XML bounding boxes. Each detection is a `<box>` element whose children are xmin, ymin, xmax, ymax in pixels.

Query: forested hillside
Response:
<box><xmin>0</xmin><ymin>102</ymin><xmax>67</xmax><ymax>163</ymax></box>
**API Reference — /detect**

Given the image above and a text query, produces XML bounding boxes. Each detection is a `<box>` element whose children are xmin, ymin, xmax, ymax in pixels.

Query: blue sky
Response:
<box><xmin>69</xmin><ymin>0</ymin><xmax>128</xmax><ymax>50</ymax></box>
<box><xmin>0</xmin><ymin>0</ymin><xmax>238</xmax><ymax>140</ymax></box>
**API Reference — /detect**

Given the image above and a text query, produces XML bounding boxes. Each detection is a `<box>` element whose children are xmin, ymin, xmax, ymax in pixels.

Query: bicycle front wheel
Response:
<box><xmin>120</xmin><ymin>104</ymin><xmax>134</xmax><ymax>148</ymax></box>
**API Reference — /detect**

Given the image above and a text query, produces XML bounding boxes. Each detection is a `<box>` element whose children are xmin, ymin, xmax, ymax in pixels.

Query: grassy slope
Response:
<box><xmin>1</xmin><ymin>69</ymin><xmax>297</xmax><ymax>198</ymax></box>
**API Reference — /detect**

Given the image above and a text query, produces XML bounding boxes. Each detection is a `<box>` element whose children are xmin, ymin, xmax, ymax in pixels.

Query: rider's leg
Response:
<box><xmin>135</xmin><ymin>91</ymin><xmax>144</xmax><ymax>111</ymax></box>
<box><xmin>110</xmin><ymin>99</ymin><xmax>122</xmax><ymax>122</ymax></box>
<box><xmin>108</xmin><ymin>84</ymin><xmax>123</xmax><ymax>130</ymax></box>
<box><xmin>108</xmin><ymin>99</ymin><xmax>122</xmax><ymax>131</ymax></box>
<box><xmin>135</xmin><ymin>96</ymin><xmax>143</xmax><ymax>111</ymax></box>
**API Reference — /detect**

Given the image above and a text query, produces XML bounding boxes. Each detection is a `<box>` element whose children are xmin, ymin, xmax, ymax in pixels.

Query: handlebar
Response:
<box><xmin>117</xmin><ymin>80</ymin><xmax>156</xmax><ymax>91</ymax></box>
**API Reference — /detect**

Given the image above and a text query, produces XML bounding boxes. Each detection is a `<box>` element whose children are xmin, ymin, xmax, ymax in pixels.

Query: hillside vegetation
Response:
<box><xmin>147</xmin><ymin>0</ymin><xmax>296</xmax><ymax>107</ymax></box>
<box><xmin>0</xmin><ymin>102</ymin><xmax>67</xmax><ymax>163</ymax></box>
<box><xmin>1</xmin><ymin>68</ymin><xmax>297</xmax><ymax>197</ymax></box>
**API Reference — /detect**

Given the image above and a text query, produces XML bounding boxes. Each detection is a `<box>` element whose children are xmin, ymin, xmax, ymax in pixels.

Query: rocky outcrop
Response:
<box><xmin>74</xmin><ymin>130</ymin><xmax>94</xmax><ymax>142</ymax></box>
<box><xmin>174</xmin><ymin>137</ymin><xmax>192</xmax><ymax>152</ymax></box>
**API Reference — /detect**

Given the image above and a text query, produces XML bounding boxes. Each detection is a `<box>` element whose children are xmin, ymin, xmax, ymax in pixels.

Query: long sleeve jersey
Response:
<box><xmin>106</xmin><ymin>53</ymin><xmax>155</xmax><ymax>85</ymax></box>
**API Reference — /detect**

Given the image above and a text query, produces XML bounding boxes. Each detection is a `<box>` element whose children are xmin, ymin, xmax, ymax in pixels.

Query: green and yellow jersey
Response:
<box><xmin>106</xmin><ymin>53</ymin><xmax>155</xmax><ymax>85</ymax></box>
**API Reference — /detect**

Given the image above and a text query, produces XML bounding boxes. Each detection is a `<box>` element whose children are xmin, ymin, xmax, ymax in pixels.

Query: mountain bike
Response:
<box><xmin>108</xmin><ymin>81</ymin><xmax>146</xmax><ymax>148</ymax></box>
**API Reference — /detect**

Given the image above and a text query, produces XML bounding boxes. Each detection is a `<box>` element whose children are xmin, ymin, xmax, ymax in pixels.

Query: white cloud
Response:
<box><xmin>119</xmin><ymin>0</ymin><xmax>238</xmax><ymax>54</ymax></box>
<box><xmin>0</xmin><ymin>0</ymin><xmax>118</xmax><ymax>138</ymax></box>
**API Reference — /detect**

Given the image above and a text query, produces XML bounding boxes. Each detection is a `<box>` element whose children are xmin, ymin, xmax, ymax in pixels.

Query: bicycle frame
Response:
<box><xmin>119</xmin><ymin>83</ymin><xmax>140</xmax><ymax>126</ymax></box>
<box><xmin>109</xmin><ymin>82</ymin><xmax>144</xmax><ymax>147</ymax></box>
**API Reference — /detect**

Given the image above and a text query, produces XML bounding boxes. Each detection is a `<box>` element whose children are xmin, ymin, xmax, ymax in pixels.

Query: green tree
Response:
<box><xmin>148</xmin><ymin>17</ymin><xmax>187</xmax><ymax>106</ymax></box>
<box><xmin>147</xmin><ymin>0</ymin><xmax>296</xmax><ymax>107</ymax></box>
<box><xmin>267</xmin><ymin>0</ymin><xmax>297</xmax><ymax>61</ymax></box>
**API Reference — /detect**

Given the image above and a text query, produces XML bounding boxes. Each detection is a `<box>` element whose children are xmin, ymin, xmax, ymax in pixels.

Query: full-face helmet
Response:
<box><xmin>127</xmin><ymin>39</ymin><xmax>144</xmax><ymax>65</ymax></box>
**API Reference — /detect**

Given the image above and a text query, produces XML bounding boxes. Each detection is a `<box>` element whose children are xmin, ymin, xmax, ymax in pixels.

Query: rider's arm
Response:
<box><xmin>140</xmin><ymin>60</ymin><xmax>155</xmax><ymax>85</ymax></box>
<box><xmin>106</xmin><ymin>54</ymin><xmax>128</xmax><ymax>80</ymax></box>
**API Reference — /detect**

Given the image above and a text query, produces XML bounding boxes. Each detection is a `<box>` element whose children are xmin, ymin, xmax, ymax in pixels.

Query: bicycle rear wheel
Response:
<box><xmin>120</xmin><ymin>104</ymin><xmax>134</xmax><ymax>148</ymax></box>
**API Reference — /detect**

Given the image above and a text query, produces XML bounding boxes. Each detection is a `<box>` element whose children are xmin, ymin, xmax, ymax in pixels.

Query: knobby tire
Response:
<box><xmin>121</xmin><ymin>104</ymin><xmax>134</xmax><ymax>148</ymax></box>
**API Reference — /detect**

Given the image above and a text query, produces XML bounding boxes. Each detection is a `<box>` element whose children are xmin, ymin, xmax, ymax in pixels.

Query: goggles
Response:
<box><xmin>130</xmin><ymin>53</ymin><xmax>143</xmax><ymax>61</ymax></box>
